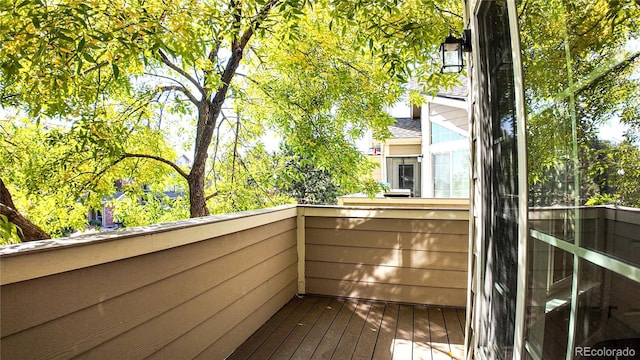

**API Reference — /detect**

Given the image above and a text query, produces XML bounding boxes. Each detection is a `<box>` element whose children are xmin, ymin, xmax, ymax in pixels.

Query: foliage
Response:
<box><xmin>240</xmin><ymin>9</ymin><xmax>400</xmax><ymax>197</ymax></box>
<box><xmin>0</xmin><ymin>214</ymin><xmax>22</xmax><ymax>245</ymax></box>
<box><xmin>1</xmin><ymin>0</ymin><xmax>463</xmax><ymax>238</ymax></box>
<box><xmin>205</xmin><ymin>119</ymin><xmax>296</xmax><ymax>213</ymax></box>
<box><xmin>0</xmin><ymin>116</ymin><xmax>178</xmax><ymax>236</ymax></box>
<box><xmin>275</xmin><ymin>144</ymin><xmax>341</xmax><ymax>205</ymax></box>
<box><xmin>111</xmin><ymin>190</ymin><xmax>189</xmax><ymax>228</ymax></box>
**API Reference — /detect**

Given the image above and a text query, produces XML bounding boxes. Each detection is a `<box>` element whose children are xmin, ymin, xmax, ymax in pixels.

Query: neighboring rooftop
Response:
<box><xmin>389</xmin><ymin>117</ymin><xmax>421</xmax><ymax>138</ymax></box>
<box><xmin>436</xmin><ymin>77</ymin><xmax>468</xmax><ymax>100</ymax></box>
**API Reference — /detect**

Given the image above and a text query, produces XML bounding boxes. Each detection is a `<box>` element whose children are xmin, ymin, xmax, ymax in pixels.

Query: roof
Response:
<box><xmin>436</xmin><ymin>77</ymin><xmax>468</xmax><ymax>100</ymax></box>
<box><xmin>389</xmin><ymin>118</ymin><xmax>421</xmax><ymax>138</ymax></box>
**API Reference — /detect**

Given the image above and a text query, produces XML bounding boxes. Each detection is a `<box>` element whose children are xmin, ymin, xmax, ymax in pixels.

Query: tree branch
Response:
<box><xmin>434</xmin><ymin>5</ymin><xmax>463</xmax><ymax>19</ymax></box>
<box><xmin>158</xmin><ymin>85</ymin><xmax>201</xmax><ymax>106</ymax></box>
<box><xmin>0</xmin><ymin>178</ymin><xmax>50</xmax><ymax>241</ymax></box>
<box><xmin>204</xmin><ymin>190</ymin><xmax>219</xmax><ymax>201</ymax></box>
<box><xmin>122</xmin><ymin>153</ymin><xmax>189</xmax><ymax>180</ymax></box>
<box><xmin>157</xmin><ymin>49</ymin><xmax>206</xmax><ymax>98</ymax></box>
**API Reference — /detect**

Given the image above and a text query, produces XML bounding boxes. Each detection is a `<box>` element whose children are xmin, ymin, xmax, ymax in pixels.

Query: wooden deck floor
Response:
<box><xmin>228</xmin><ymin>295</ymin><xmax>466</xmax><ymax>360</ymax></box>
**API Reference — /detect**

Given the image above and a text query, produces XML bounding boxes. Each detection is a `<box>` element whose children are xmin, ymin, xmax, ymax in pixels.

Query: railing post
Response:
<box><xmin>296</xmin><ymin>206</ymin><xmax>306</xmax><ymax>294</ymax></box>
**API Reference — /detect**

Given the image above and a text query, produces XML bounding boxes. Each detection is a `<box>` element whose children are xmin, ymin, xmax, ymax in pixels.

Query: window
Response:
<box><xmin>398</xmin><ymin>164</ymin><xmax>414</xmax><ymax>191</ymax></box>
<box><xmin>431</xmin><ymin>122</ymin><xmax>466</xmax><ymax>144</ymax></box>
<box><xmin>433</xmin><ymin>150</ymin><xmax>470</xmax><ymax>198</ymax></box>
<box><xmin>519</xmin><ymin>0</ymin><xmax>640</xmax><ymax>358</ymax></box>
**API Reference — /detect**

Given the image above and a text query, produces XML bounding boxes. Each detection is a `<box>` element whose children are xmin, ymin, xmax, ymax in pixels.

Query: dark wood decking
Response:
<box><xmin>228</xmin><ymin>295</ymin><xmax>466</xmax><ymax>360</ymax></box>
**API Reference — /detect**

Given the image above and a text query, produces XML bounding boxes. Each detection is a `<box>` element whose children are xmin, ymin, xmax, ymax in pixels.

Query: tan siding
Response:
<box><xmin>305</xmin><ymin>278</ymin><xmax>467</xmax><ymax>307</ymax></box>
<box><xmin>306</xmin><ymin>228</ymin><xmax>468</xmax><ymax>252</ymax></box>
<box><xmin>1</xmin><ymin>218</ymin><xmax>296</xmax><ymax>337</ymax></box>
<box><xmin>306</xmin><ymin>216</ymin><xmax>468</xmax><ymax>234</ymax></box>
<box><xmin>0</xmin><ymin>212</ymin><xmax>297</xmax><ymax>360</ymax></box>
<box><xmin>388</xmin><ymin>144</ymin><xmax>422</xmax><ymax>155</ymax></box>
<box><xmin>306</xmin><ymin>244</ymin><xmax>468</xmax><ymax>271</ymax></box>
<box><xmin>195</xmin><ymin>281</ymin><xmax>298</xmax><ymax>359</ymax></box>
<box><xmin>306</xmin><ymin>262</ymin><xmax>467</xmax><ymax>289</ymax></box>
<box><xmin>304</xmin><ymin>212</ymin><xmax>469</xmax><ymax>306</ymax></box>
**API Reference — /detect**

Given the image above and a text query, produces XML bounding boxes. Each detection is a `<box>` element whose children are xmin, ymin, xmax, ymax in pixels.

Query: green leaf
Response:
<box><xmin>77</xmin><ymin>36</ymin><xmax>86</xmax><ymax>53</ymax></box>
<box><xmin>82</xmin><ymin>52</ymin><xmax>96</xmax><ymax>63</ymax></box>
<box><xmin>112</xmin><ymin>63</ymin><xmax>120</xmax><ymax>80</ymax></box>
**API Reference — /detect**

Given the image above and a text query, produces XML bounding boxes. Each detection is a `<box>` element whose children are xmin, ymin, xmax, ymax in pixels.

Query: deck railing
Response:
<box><xmin>0</xmin><ymin>203</ymin><xmax>469</xmax><ymax>359</ymax></box>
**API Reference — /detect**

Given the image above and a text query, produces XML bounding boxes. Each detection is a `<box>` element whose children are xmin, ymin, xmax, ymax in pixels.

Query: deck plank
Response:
<box><xmin>428</xmin><ymin>307</ymin><xmax>452</xmax><ymax>360</ymax></box>
<box><xmin>413</xmin><ymin>306</ymin><xmax>432</xmax><ymax>360</ymax></box>
<box><xmin>227</xmin><ymin>296</ymin><xmax>304</xmax><ymax>360</ymax></box>
<box><xmin>269</xmin><ymin>297</ymin><xmax>332</xmax><ymax>359</ymax></box>
<box><xmin>310</xmin><ymin>298</ymin><xmax>359</xmax><ymax>359</ymax></box>
<box><xmin>290</xmin><ymin>298</ymin><xmax>345</xmax><ymax>360</ymax></box>
<box><xmin>230</xmin><ymin>296</ymin><xmax>466</xmax><ymax>360</ymax></box>
<box><xmin>443</xmin><ymin>309</ymin><xmax>464</xmax><ymax>360</ymax></box>
<box><xmin>332</xmin><ymin>301</ymin><xmax>372</xmax><ymax>359</ymax></box>
<box><xmin>392</xmin><ymin>305</ymin><xmax>415</xmax><ymax>360</ymax></box>
<box><xmin>246</xmin><ymin>296</ymin><xmax>317</xmax><ymax>360</ymax></box>
<box><xmin>372</xmin><ymin>303</ymin><xmax>399</xmax><ymax>360</ymax></box>
<box><xmin>352</xmin><ymin>302</ymin><xmax>385</xmax><ymax>360</ymax></box>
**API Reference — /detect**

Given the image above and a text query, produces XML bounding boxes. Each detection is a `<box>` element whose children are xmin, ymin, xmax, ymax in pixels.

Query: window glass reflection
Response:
<box><xmin>525</xmin><ymin>239</ymin><xmax>572</xmax><ymax>359</ymax></box>
<box><xmin>575</xmin><ymin>260</ymin><xmax>640</xmax><ymax>358</ymax></box>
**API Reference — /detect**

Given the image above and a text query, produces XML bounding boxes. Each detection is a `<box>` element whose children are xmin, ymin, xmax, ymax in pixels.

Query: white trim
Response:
<box><xmin>300</xmin><ymin>205</ymin><xmax>469</xmax><ymax>220</ymax></box>
<box><xmin>430</xmin><ymin>117</ymin><xmax>470</xmax><ymax>138</ymax></box>
<box><xmin>530</xmin><ymin>230</ymin><xmax>640</xmax><ymax>284</ymax></box>
<box><xmin>507</xmin><ymin>0</ymin><xmax>530</xmax><ymax>357</ymax></box>
<box><xmin>426</xmin><ymin>95</ymin><xmax>468</xmax><ymax>110</ymax></box>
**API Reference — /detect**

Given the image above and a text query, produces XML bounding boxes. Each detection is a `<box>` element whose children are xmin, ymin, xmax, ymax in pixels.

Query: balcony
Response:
<box><xmin>0</xmin><ymin>204</ymin><xmax>469</xmax><ymax>359</ymax></box>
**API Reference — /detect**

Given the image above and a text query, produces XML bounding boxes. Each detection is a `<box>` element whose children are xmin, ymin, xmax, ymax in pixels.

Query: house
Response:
<box><xmin>368</xmin><ymin>79</ymin><xmax>469</xmax><ymax>198</ymax></box>
<box><xmin>87</xmin><ymin>181</ymin><xmax>185</xmax><ymax>229</ymax></box>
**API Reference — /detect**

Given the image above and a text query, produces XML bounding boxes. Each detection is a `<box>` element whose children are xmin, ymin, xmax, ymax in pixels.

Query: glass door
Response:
<box><xmin>476</xmin><ymin>0</ymin><xmax>520</xmax><ymax>358</ymax></box>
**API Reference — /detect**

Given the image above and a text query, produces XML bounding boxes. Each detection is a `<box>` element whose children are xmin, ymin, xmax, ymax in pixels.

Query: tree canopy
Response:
<box><xmin>1</xmin><ymin>0</ymin><xmax>463</xmax><ymax>241</ymax></box>
<box><xmin>520</xmin><ymin>0</ymin><xmax>640</xmax><ymax>207</ymax></box>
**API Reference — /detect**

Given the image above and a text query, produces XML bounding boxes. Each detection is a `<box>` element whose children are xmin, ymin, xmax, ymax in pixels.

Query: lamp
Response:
<box><xmin>440</xmin><ymin>29</ymin><xmax>472</xmax><ymax>74</ymax></box>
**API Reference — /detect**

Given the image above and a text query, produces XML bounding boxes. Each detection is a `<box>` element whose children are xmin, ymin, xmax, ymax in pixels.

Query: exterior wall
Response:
<box><xmin>370</xmin><ymin>154</ymin><xmax>384</xmax><ymax>182</ymax></box>
<box><xmin>337</xmin><ymin>197</ymin><xmax>469</xmax><ymax>208</ymax></box>
<box><xmin>386</xmin><ymin>142</ymin><xmax>422</xmax><ymax>156</ymax></box>
<box><xmin>103</xmin><ymin>205</ymin><xmax>115</xmax><ymax>226</ymax></box>
<box><xmin>302</xmin><ymin>207</ymin><xmax>469</xmax><ymax>307</ymax></box>
<box><xmin>0</xmin><ymin>206</ymin><xmax>298</xmax><ymax>360</ymax></box>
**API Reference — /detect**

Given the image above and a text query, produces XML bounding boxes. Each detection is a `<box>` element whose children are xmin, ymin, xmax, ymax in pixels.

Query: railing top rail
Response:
<box><xmin>1</xmin><ymin>205</ymin><xmax>298</xmax><ymax>285</ymax></box>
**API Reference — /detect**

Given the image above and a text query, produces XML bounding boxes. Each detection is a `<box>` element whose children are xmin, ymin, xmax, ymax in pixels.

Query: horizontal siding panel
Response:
<box><xmin>195</xmin><ymin>282</ymin><xmax>298</xmax><ymax>360</ymax></box>
<box><xmin>0</xmin><ymin>218</ymin><xmax>296</xmax><ymax>337</ymax></box>
<box><xmin>77</xmin><ymin>258</ymin><xmax>297</xmax><ymax>359</ymax></box>
<box><xmin>306</xmin><ymin>228</ymin><xmax>468</xmax><ymax>253</ymax></box>
<box><xmin>306</xmin><ymin>261</ymin><xmax>467</xmax><ymax>289</ymax></box>
<box><xmin>607</xmin><ymin>219</ymin><xmax>640</xmax><ymax>240</ymax></box>
<box><xmin>306</xmin><ymin>244</ymin><xmax>468</xmax><ymax>271</ymax></box>
<box><xmin>1</xmin><ymin>230</ymin><xmax>296</xmax><ymax>360</ymax></box>
<box><xmin>305</xmin><ymin>217</ymin><xmax>468</xmax><ymax>234</ymax></box>
<box><xmin>605</xmin><ymin>207</ymin><xmax>640</xmax><ymax>224</ymax></box>
<box><xmin>305</xmin><ymin>278</ymin><xmax>467</xmax><ymax>307</ymax></box>
<box><xmin>146</xmin><ymin>266</ymin><xmax>298</xmax><ymax>360</ymax></box>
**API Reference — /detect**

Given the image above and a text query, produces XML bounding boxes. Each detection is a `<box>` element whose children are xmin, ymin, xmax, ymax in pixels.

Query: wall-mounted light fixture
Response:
<box><xmin>440</xmin><ymin>29</ymin><xmax>472</xmax><ymax>74</ymax></box>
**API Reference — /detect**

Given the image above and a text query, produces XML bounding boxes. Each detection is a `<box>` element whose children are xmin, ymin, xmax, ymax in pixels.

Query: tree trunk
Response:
<box><xmin>187</xmin><ymin>171</ymin><xmax>210</xmax><ymax>218</ymax></box>
<box><xmin>0</xmin><ymin>178</ymin><xmax>50</xmax><ymax>242</ymax></box>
